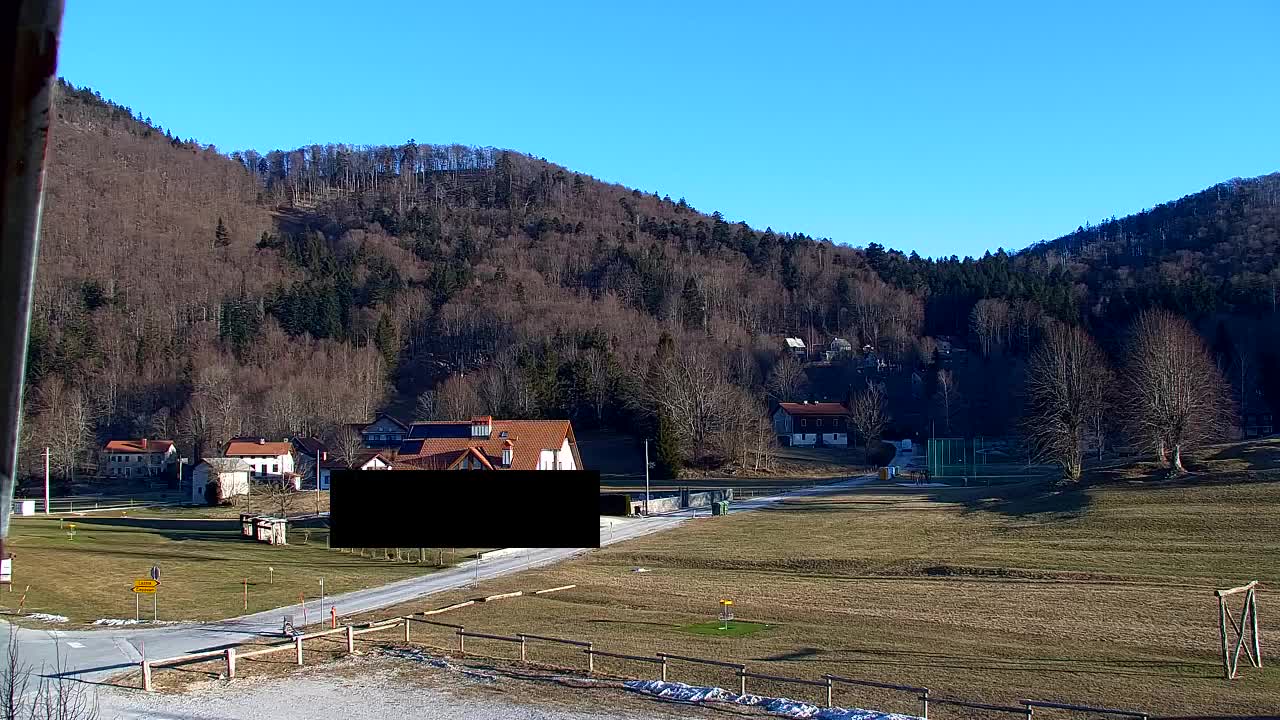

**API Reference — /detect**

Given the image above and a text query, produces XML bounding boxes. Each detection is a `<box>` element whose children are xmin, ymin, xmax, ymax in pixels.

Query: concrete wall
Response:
<box><xmin>632</xmin><ymin>488</ymin><xmax>734</xmax><ymax>515</ymax></box>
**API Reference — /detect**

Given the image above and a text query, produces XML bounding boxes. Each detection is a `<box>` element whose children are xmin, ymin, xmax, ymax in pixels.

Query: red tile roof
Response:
<box><xmin>224</xmin><ymin>441</ymin><xmax>294</xmax><ymax>457</ymax></box>
<box><xmin>393</xmin><ymin>419</ymin><xmax>580</xmax><ymax>471</ymax></box>
<box><xmin>104</xmin><ymin>439</ymin><xmax>174</xmax><ymax>454</ymax></box>
<box><xmin>777</xmin><ymin>402</ymin><xmax>848</xmax><ymax>416</ymax></box>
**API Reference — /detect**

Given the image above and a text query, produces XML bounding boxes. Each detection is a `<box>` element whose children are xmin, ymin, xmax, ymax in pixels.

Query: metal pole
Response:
<box><xmin>135</xmin><ymin>592</ymin><xmax>139</xmax><ymax>622</ymax></box>
<box><xmin>315</xmin><ymin>449</ymin><xmax>320</xmax><ymax>514</ymax></box>
<box><xmin>0</xmin><ymin>0</ymin><xmax>65</xmax><ymax>574</ymax></box>
<box><xmin>153</xmin><ymin>591</ymin><xmax>157</xmax><ymax>621</ymax></box>
<box><xmin>43</xmin><ymin>447</ymin><xmax>48</xmax><ymax>513</ymax></box>
<box><xmin>1249</xmin><ymin>588</ymin><xmax>1262</xmax><ymax>668</ymax></box>
<box><xmin>644</xmin><ymin>439</ymin><xmax>650</xmax><ymax>515</ymax></box>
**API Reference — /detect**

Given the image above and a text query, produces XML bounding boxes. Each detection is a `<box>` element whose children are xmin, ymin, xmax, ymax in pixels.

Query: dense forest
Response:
<box><xmin>18</xmin><ymin>80</ymin><xmax>1280</xmax><ymax>481</ymax></box>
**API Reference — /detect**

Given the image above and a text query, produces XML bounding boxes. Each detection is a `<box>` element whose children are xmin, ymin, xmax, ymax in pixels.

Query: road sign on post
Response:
<box><xmin>150</xmin><ymin>566</ymin><xmax>160</xmax><ymax>582</ymax></box>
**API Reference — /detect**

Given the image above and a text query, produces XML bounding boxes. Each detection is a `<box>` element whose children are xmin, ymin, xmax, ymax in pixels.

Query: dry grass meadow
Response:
<box><xmin>328</xmin><ymin>462</ymin><xmax>1280</xmax><ymax>718</ymax></box>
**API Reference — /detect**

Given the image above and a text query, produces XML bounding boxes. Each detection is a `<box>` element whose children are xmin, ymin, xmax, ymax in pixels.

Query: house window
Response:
<box><xmin>272</xmin><ymin>464</ymin><xmax>279</xmax><ymax>474</ymax></box>
<box><xmin>817</xmin><ymin>419</ymin><xmax>823</xmax><ymax>428</ymax></box>
<box><xmin>801</xmin><ymin>419</ymin><xmax>807</xmax><ymax>428</ymax></box>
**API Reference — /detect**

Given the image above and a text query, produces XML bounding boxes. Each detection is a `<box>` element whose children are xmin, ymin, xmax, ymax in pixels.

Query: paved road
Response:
<box><xmin>2</xmin><ymin>452</ymin><xmax>902</xmax><ymax>684</ymax></box>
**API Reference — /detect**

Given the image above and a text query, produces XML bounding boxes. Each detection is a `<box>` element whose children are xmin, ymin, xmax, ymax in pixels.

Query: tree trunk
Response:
<box><xmin>1172</xmin><ymin>443</ymin><xmax>1185</xmax><ymax>473</ymax></box>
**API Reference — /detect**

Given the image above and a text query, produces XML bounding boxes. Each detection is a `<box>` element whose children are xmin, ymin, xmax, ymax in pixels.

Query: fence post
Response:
<box><xmin>586</xmin><ymin>643</ymin><xmax>593</xmax><ymax>673</ymax></box>
<box><xmin>825</xmin><ymin>677</ymin><xmax>832</xmax><ymax>708</ymax></box>
<box><xmin>921</xmin><ymin>688</ymin><xmax>929</xmax><ymax>719</ymax></box>
<box><xmin>738</xmin><ymin>666</ymin><xmax>746</xmax><ymax>696</ymax></box>
<box><xmin>141</xmin><ymin>660</ymin><xmax>152</xmax><ymax>692</ymax></box>
<box><xmin>225</xmin><ymin>648</ymin><xmax>236</xmax><ymax>679</ymax></box>
<box><xmin>519</xmin><ymin>634</ymin><xmax>527</xmax><ymax>662</ymax></box>
<box><xmin>346</xmin><ymin>625</ymin><xmax>355</xmax><ymax>653</ymax></box>
<box><xmin>1250</xmin><ymin>589</ymin><xmax>1262</xmax><ymax>669</ymax></box>
<box><xmin>458</xmin><ymin>627</ymin><xmax>465</xmax><ymax>655</ymax></box>
<box><xmin>1024</xmin><ymin>703</ymin><xmax>1033</xmax><ymax>720</ymax></box>
<box><xmin>404</xmin><ymin>617</ymin><xmax>411</xmax><ymax>643</ymax></box>
<box><xmin>660</xmin><ymin>655</ymin><xmax>667</xmax><ymax>681</ymax></box>
<box><xmin>295</xmin><ymin>636</ymin><xmax>304</xmax><ymax>666</ymax></box>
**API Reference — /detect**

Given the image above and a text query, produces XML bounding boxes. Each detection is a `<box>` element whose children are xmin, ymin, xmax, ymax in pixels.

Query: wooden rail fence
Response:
<box><xmin>136</xmin><ymin>604</ymin><xmax>1157</xmax><ymax>720</ymax></box>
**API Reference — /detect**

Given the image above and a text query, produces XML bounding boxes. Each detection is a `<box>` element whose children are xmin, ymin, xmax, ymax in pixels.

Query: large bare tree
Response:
<box><xmin>933</xmin><ymin>369</ymin><xmax>962</xmax><ymax>435</ymax></box>
<box><xmin>640</xmin><ymin>352</ymin><xmax>735</xmax><ymax>462</ymax></box>
<box><xmin>1023</xmin><ymin>323</ymin><xmax>1113</xmax><ymax>481</ymax></box>
<box><xmin>848</xmin><ymin>380</ymin><xmax>889</xmax><ymax>455</ymax></box>
<box><xmin>970</xmin><ymin>298</ymin><xmax>1011</xmax><ymax>358</ymax></box>
<box><xmin>765</xmin><ymin>355</ymin><xmax>807</xmax><ymax>402</ymax></box>
<box><xmin>1119</xmin><ymin>309</ymin><xmax>1233</xmax><ymax>472</ymax></box>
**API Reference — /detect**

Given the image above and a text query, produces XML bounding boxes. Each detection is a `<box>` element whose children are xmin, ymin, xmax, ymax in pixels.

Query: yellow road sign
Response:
<box><xmin>133</xmin><ymin>579</ymin><xmax>159</xmax><ymax>589</ymax></box>
<box><xmin>132</xmin><ymin>586</ymin><xmax>156</xmax><ymax>594</ymax></box>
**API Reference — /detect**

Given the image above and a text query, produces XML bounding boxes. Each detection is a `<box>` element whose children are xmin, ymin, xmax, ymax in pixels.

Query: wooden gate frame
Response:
<box><xmin>1215</xmin><ymin>581</ymin><xmax>1261</xmax><ymax>680</ymax></box>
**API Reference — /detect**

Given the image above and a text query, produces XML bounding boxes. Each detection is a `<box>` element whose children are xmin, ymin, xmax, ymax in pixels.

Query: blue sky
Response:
<box><xmin>58</xmin><ymin>1</ymin><xmax>1279</xmax><ymax>257</ymax></box>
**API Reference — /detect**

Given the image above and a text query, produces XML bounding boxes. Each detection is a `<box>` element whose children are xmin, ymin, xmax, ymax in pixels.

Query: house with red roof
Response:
<box><xmin>772</xmin><ymin>402</ymin><xmax>850</xmax><ymax>447</ymax></box>
<box><xmin>392</xmin><ymin>416</ymin><xmax>582</xmax><ymax>471</ymax></box>
<box><xmin>101</xmin><ymin>438</ymin><xmax>177</xmax><ymax>479</ymax></box>
<box><xmin>223</xmin><ymin>438</ymin><xmax>295</xmax><ymax>478</ymax></box>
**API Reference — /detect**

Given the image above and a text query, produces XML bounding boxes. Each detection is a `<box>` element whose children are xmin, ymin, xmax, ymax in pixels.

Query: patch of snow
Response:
<box><xmin>26</xmin><ymin>613</ymin><xmax>68</xmax><ymax>623</ymax></box>
<box><xmin>895</xmin><ymin>483</ymin><xmax>948</xmax><ymax>488</ymax></box>
<box><xmin>632</xmin><ymin>567</ymin><xmax>650</xmax><ymax>573</ymax></box>
<box><xmin>624</xmin><ymin>680</ymin><xmax>921</xmax><ymax>720</ymax></box>
<box><xmin>92</xmin><ymin>618</ymin><xmax>191</xmax><ymax>626</ymax></box>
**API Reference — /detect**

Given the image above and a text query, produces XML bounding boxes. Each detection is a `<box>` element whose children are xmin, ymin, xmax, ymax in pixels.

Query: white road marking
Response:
<box><xmin>66</xmin><ymin>641</ymin><xmax>84</xmax><ymax>648</ymax></box>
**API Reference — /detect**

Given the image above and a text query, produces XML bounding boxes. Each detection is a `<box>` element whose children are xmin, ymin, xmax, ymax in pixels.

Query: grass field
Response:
<box><xmin>680</xmin><ymin>620</ymin><xmax>771</xmax><ymax>637</ymax></box>
<box><xmin>340</xmin><ymin>463</ymin><xmax>1280</xmax><ymax>717</ymax></box>
<box><xmin>1</xmin><ymin>516</ymin><xmax>483</xmax><ymax>625</ymax></box>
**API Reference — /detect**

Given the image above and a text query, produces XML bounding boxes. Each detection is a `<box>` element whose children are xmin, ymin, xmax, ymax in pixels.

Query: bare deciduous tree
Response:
<box><xmin>34</xmin><ymin>378</ymin><xmax>96</xmax><ymax>481</ymax></box>
<box><xmin>765</xmin><ymin>355</ymin><xmax>807</xmax><ymax>402</ymax></box>
<box><xmin>1023</xmin><ymin>323</ymin><xmax>1113</xmax><ymax>481</ymax></box>
<box><xmin>970</xmin><ymin>298</ymin><xmax>1011</xmax><ymax>358</ymax></box>
<box><xmin>261</xmin><ymin>473</ymin><xmax>299</xmax><ymax>517</ymax></box>
<box><xmin>640</xmin><ymin>352</ymin><xmax>735</xmax><ymax>462</ymax></box>
<box><xmin>933</xmin><ymin>369</ymin><xmax>962</xmax><ymax>435</ymax></box>
<box><xmin>848</xmin><ymin>380</ymin><xmax>889</xmax><ymax>454</ymax></box>
<box><xmin>331</xmin><ymin>427</ymin><xmax>365</xmax><ymax>468</ymax></box>
<box><xmin>1119</xmin><ymin>309</ymin><xmax>1233</xmax><ymax>472</ymax></box>
<box><xmin>3</xmin><ymin>633</ymin><xmax>99</xmax><ymax>720</ymax></box>
<box><xmin>414</xmin><ymin>390</ymin><xmax>437</xmax><ymax>421</ymax></box>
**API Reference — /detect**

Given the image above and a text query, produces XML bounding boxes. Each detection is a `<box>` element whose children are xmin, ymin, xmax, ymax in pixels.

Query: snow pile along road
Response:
<box><xmin>624</xmin><ymin>680</ymin><xmax>922</xmax><ymax>720</ymax></box>
<box><xmin>26</xmin><ymin>613</ymin><xmax>68</xmax><ymax>623</ymax></box>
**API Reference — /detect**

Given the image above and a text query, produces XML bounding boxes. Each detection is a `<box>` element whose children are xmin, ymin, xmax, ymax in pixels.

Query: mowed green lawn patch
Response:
<box><xmin>680</xmin><ymin>620</ymin><xmax>771</xmax><ymax>637</ymax></box>
<box><xmin>1</xmin><ymin>517</ymin><xmax>476</xmax><ymax>626</ymax></box>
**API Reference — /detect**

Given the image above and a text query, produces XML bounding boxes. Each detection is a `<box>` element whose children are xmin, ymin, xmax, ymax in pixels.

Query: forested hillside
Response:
<box><xmin>19</xmin><ymin>81</ymin><xmax>1280</xmax><ymax>481</ymax></box>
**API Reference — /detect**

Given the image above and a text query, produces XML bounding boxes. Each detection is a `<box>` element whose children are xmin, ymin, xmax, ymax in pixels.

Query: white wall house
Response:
<box><xmin>192</xmin><ymin>458</ymin><xmax>251</xmax><ymax>504</ymax></box>
<box><xmin>773</xmin><ymin>402</ymin><xmax>850</xmax><ymax>447</ymax></box>
<box><xmin>101</xmin><ymin>439</ymin><xmax>178</xmax><ymax>478</ymax></box>
<box><xmin>537</xmin><ymin>437</ymin><xmax>578</xmax><ymax>470</ymax></box>
<box><xmin>318</xmin><ymin>452</ymin><xmax>391</xmax><ymax>489</ymax></box>
<box><xmin>223</xmin><ymin>439</ymin><xmax>295</xmax><ymax>477</ymax></box>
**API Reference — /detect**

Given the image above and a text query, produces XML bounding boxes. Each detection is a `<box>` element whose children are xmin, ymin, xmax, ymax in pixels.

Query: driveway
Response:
<box><xmin>2</xmin><ymin>451</ymin><xmax>902</xmax><ymax>684</ymax></box>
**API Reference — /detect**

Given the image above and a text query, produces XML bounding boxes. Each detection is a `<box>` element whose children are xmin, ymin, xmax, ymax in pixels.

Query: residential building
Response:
<box><xmin>100</xmin><ymin>439</ymin><xmax>177</xmax><ymax>479</ymax></box>
<box><xmin>223</xmin><ymin>438</ymin><xmax>295</xmax><ymax>478</ymax></box>
<box><xmin>192</xmin><ymin>458</ymin><xmax>252</xmax><ymax>504</ymax></box>
<box><xmin>353</xmin><ymin>413</ymin><xmax>410</xmax><ymax>448</ymax></box>
<box><xmin>393</xmin><ymin>416</ymin><xmax>582</xmax><ymax>471</ymax></box>
<box><xmin>772</xmin><ymin>402</ymin><xmax>850</xmax><ymax>447</ymax></box>
<box><xmin>784</xmin><ymin>337</ymin><xmax>807</xmax><ymax>360</ymax></box>
<box><xmin>318</xmin><ymin>451</ymin><xmax>392</xmax><ymax>489</ymax></box>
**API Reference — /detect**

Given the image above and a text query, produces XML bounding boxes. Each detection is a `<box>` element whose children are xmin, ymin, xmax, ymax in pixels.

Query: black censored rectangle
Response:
<box><xmin>328</xmin><ymin>470</ymin><xmax>600</xmax><ymax>548</ymax></box>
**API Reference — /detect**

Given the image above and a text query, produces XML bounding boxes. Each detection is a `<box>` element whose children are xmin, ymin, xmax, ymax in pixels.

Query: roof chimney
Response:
<box><xmin>258</xmin><ymin>438</ymin><xmax>265</xmax><ymax>445</ymax></box>
<box><xmin>501</xmin><ymin>439</ymin><xmax>513</xmax><ymax>468</ymax></box>
<box><xmin>141</xmin><ymin>438</ymin><xmax>148</xmax><ymax>450</ymax></box>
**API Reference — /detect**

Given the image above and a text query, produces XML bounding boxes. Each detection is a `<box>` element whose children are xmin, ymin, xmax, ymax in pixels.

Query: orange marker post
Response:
<box><xmin>243</xmin><ymin>578</ymin><xmax>248</xmax><ymax>611</ymax></box>
<box><xmin>331</xmin><ymin>606</ymin><xmax>336</xmax><ymax>628</ymax></box>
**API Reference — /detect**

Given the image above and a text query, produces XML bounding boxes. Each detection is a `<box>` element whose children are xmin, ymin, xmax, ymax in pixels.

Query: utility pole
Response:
<box><xmin>643</xmin><ymin>439</ymin><xmax>650</xmax><ymax>516</ymax></box>
<box><xmin>43</xmin><ymin>447</ymin><xmax>49</xmax><ymax>514</ymax></box>
<box><xmin>315</xmin><ymin>449</ymin><xmax>321</xmax><ymax>515</ymax></box>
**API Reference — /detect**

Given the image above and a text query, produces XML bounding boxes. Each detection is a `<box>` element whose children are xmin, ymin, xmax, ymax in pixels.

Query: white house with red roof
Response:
<box><xmin>222</xmin><ymin>438</ymin><xmax>295</xmax><ymax>478</ymax></box>
<box><xmin>772</xmin><ymin>401</ymin><xmax>850</xmax><ymax>447</ymax></box>
<box><xmin>101</xmin><ymin>438</ymin><xmax>177</xmax><ymax>478</ymax></box>
<box><xmin>392</xmin><ymin>416</ymin><xmax>582</xmax><ymax>471</ymax></box>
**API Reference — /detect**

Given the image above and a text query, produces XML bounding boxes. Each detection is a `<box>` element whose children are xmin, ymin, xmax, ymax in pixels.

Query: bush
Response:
<box><xmin>867</xmin><ymin>440</ymin><xmax>896</xmax><ymax>467</ymax></box>
<box><xmin>600</xmin><ymin>493</ymin><xmax>632</xmax><ymax>516</ymax></box>
<box><xmin>204</xmin><ymin>478</ymin><xmax>220</xmax><ymax>506</ymax></box>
